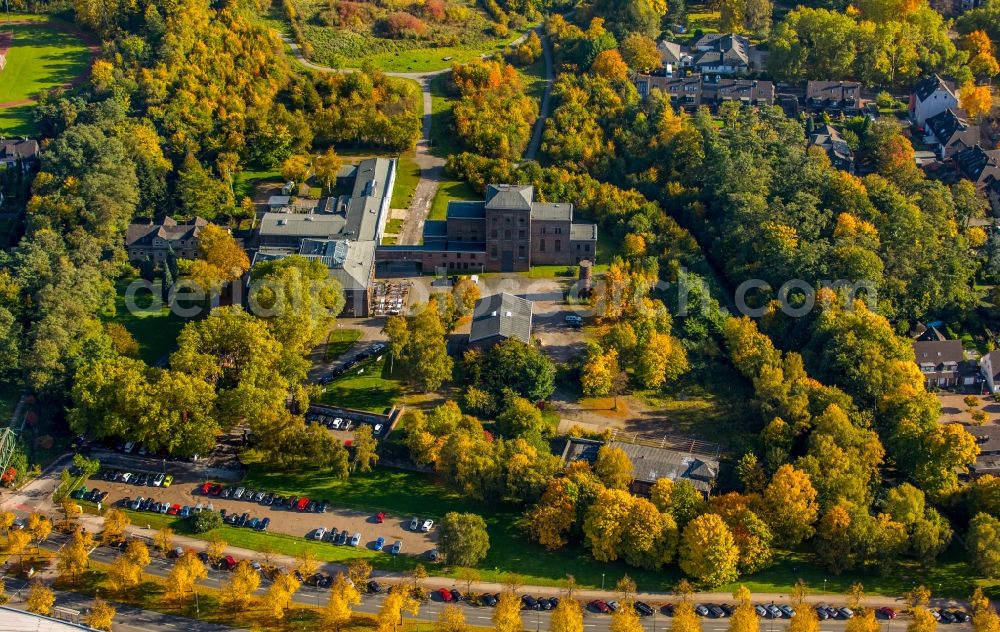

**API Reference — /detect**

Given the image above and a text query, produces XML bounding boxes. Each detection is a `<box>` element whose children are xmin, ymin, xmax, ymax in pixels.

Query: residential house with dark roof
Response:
<box><xmin>634</xmin><ymin>74</ymin><xmax>774</xmax><ymax>111</ymax></box>
<box><xmin>969</xmin><ymin>424</ymin><xmax>1000</xmax><ymax>477</ymax></box>
<box><xmin>126</xmin><ymin>216</ymin><xmax>208</xmax><ymax>264</ymax></box>
<box><xmin>805</xmin><ymin>81</ymin><xmax>864</xmax><ymax>115</ymax></box>
<box><xmin>468</xmin><ymin>293</ymin><xmax>533</xmax><ymax>348</ymax></box>
<box><xmin>809</xmin><ymin>124</ymin><xmax>854</xmax><ymax>172</ymax></box>
<box><xmin>0</xmin><ymin>138</ymin><xmax>39</xmax><ymax>171</ymax></box>
<box><xmin>656</xmin><ymin>39</ymin><xmax>690</xmax><ymax>69</ymax></box>
<box><xmin>561</xmin><ymin>437</ymin><xmax>719</xmax><ymax>496</ymax></box>
<box><xmin>910</xmin><ymin>75</ymin><xmax>959</xmax><ymax>125</ymax></box>
<box><xmin>924</xmin><ymin>108</ymin><xmax>980</xmax><ymax>159</ymax></box>
<box><xmin>955</xmin><ymin>145</ymin><xmax>1000</xmax><ymax>214</ymax></box>
<box><xmin>914</xmin><ymin>339</ymin><xmax>965</xmax><ymax>388</ymax></box>
<box><xmin>691</xmin><ymin>33</ymin><xmax>751</xmax><ymax>75</ymax></box>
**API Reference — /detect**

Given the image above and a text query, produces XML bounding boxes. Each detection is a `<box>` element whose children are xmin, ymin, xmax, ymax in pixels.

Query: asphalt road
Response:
<box><xmin>37</xmin><ymin>531</ymin><xmax>977</xmax><ymax>632</ymax></box>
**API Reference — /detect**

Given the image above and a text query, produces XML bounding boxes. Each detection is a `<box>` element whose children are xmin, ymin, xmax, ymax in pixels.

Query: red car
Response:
<box><xmin>589</xmin><ymin>600</ymin><xmax>610</xmax><ymax>614</ymax></box>
<box><xmin>200</xmin><ymin>482</ymin><xmax>212</xmax><ymax>495</ymax></box>
<box><xmin>210</xmin><ymin>484</ymin><xmax>223</xmax><ymax>496</ymax></box>
<box><xmin>167</xmin><ymin>503</ymin><xmax>181</xmax><ymax>515</ymax></box>
<box><xmin>296</xmin><ymin>497</ymin><xmax>309</xmax><ymax>512</ymax></box>
<box><xmin>880</xmin><ymin>608</ymin><xmax>897</xmax><ymax>620</ymax></box>
<box><xmin>437</xmin><ymin>588</ymin><xmax>453</xmax><ymax>602</ymax></box>
<box><xmin>221</xmin><ymin>555</ymin><xmax>237</xmax><ymax>571</ymax></box>
<box><xmin>375</xmin><ymin>512</ymin><xmax>386</xmax><ymax>523</ymax></box>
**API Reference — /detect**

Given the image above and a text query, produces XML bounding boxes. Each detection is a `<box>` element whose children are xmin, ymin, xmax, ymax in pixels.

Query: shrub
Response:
<box><xmin>424</xmin><ymin>0</ymin><xmax>446</xmax><ymax>22</ymax></box>
<box><xmin>378</xmin><ymin>12</ymin><xmax>428</xmax><ymax>39</ymax></box>
<box><xmin>190</xmin><ymin>511</ymin><xmax>223</xmax><ymax>533</ymax></box>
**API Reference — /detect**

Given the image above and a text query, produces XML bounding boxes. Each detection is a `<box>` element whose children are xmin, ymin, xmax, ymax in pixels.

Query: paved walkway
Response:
<box><xmin>524</xmin><ymin>32</ymin><xmax>554</xmax><ymax>162</ymax></box>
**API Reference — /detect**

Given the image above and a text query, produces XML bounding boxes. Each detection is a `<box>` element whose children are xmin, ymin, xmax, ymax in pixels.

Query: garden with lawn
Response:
<box><xmin>110</xmin><ymin>279</ymin><xmax>189</xmax><ymax>365</ymax></box>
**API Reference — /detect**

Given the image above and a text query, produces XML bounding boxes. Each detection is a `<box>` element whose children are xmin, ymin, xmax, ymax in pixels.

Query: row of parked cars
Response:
<box><xmin>220</xmin><ymin>509</ymin><xmax>271</xmax><ymax>531</ymax></box>
<box><xmin>102</xmin><ymin>469</ymin><xmax>174</xmax><ymax>487</ymax></box>
<box><xmin>198</xmin><ymin>482</ymin><xmax>330</xmax><ymax>514</ymax></box>
<box><xmin>310</xmin><ymin>527</ymin><xmax>363</xmax><ymax>547</ymax></box>
<box><xmin>117</xmin><ymin>496</ymin><xmax>200</xmax><ymax>518</ymax></box>
<box><xmin>69</xmin><ymin>487</ymin><xmax>108</xmax><ymax>503</ymax></box>
<box><xmin>317</xmin><ymin>344</ymin><xmax>386</xmax><ymax>384</ymax></box>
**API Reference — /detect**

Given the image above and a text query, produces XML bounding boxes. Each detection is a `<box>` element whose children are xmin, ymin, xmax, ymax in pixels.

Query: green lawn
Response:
<box><xmin>0</xmin><ymin>104</ymin><xmax>36</xmax><ymax>136</ymax></box>
<box><xmin>429</xmin><ymin>72</ymin><xmax>462</xmax><ymax>160</ymax></box>
<box><xmin>316</xmin><ymin>356</ymin><xmax>404</xmax><ymax>413</ymax></box>
<box><xmin>429</xmin><ymin>180</ymin><xmax>478</xmax><ymax>222</ymax></box>
<box><xmin>385</xmin><ymin>218</ymin><xmax>405</xmax><ymax>234</ymax></box>
<box><xmin>390</xmin><ymin>152</ymin><xmax>421</xmax><ymax>209</ymax></box>
<box><xmin>323</xmin><ymin>327</ymin><xmax>362</xmax><ymax>363</ymax></box>
<box><xmin>234</xmin><ymin>166</ymin><xmax>282</xmax><ymax>201</ymax></box>
<box><xmin>0</xmin><ymin>21</ymin><xmax>90</xmax><ymax>103</ymax></box>
<box><xmin>111</xmin><ymin>279</ymin><xmax>189</xmax><ymax>365</ymax></box>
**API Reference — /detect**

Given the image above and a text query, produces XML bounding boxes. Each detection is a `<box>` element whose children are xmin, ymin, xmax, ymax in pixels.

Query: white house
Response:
<box><xmin>909</xmin><ymin>75</ymin><xmax>958</xmax><ymax>126</ymax></box>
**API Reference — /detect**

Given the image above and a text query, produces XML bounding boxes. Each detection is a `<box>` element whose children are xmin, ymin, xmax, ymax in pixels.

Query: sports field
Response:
<box><xmin>0</xmin><ymin>20</ymin><xmax>91</xmax><ymax>133</ymax></box>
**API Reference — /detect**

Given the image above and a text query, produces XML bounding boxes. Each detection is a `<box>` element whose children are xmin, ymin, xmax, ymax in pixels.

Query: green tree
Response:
<box><xmin>969</xmin><ymin>512</ymin><xmax>1000</xmax><ymax>578</ymax></box>
<box><xmin>438</xmin><ymin>512</ymin><xmax>491</xmax><ymax>566</ymax></box>
<box><xmin>476</xmin><ymin>338</ymin><xmax>555</xmax><ymax>402</ymax></box>
<box><xmin>496</xmin><ymin>396</ymin><xmax>548</xmax><ymax>440</ymax></box>
<box><xmin>383</xmin><ymin>300</ymin><xmax>453</xmax><ymax>391</ymax></box>
<box><xmin>619</xmin><ymin>33</ymin><xmax>661</xmax><ymax>72</ymax></box>
<box><xmin>351</xmin><ymin>424</ymin><xmax>379</xmax><ymax>473</ymax></box>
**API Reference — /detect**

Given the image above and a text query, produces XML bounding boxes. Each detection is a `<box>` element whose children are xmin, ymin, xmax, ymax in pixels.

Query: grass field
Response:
<box><xmin>234</xmin><ymin>166</ymin><xmax>282</xmax><ymax>201</ymax></box>
<box><xmin>0</xmin><ymin>20</ymin><xmax>90</xmax><ymax>133</ymax></box>
<box><xmin>323</xmin><ymin>328</ymin><xmax>362</xmax><ymax>362</ymax></box>
<box><xmin>390</xmin><ymin>152</ymin><xmax>421</xmax><ymax>209</ymax></box>
<box><xmin>316</xmin><ymin>356</ymin><xmax>405</xmax><ymax>413</ymax></box>
<box><xmin>111</xmin><ymin>279</ymin><xmax>189</xmax><ymax>365</ymax></box>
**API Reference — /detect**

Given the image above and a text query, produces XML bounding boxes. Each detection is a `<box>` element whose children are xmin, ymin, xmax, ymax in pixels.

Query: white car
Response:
<box><xmin>332</xmin><ymin>418</ymin><xmax>343</xmax><ymax>429</ymax></box>
<box><xmin>373</xmin><ymin>424</ymin><xmax>383</xmax><ymax>435</ymax></box>
<box><xmin>312</xmin><ymin>528</ymin><xmax>326</xmax><ymax>541</ymax></box>
<box><xmin>421</xmin><ymin>519</ymin><xmax>434</xmax><ymax>532</ymax></box>
<box><xmin>153</xmin><ymin>473</ymin><xmax>165</xmax><ymax>487</ymax></box>
<box><xmin>350</xmin><ymin>532</ymin><xmax>361</xmax><ymax>546</ymax></box>
<box><xmin>410</xmin><ymin>517</ymin><xmax>420</xmax><ymax>530</ymax></box>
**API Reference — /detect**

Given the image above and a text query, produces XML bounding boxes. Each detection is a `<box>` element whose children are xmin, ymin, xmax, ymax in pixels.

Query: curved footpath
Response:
<box><xmin>0</xmin><ymin>455</ymin><xmax>981</xmax><ymax>615</ymax></box>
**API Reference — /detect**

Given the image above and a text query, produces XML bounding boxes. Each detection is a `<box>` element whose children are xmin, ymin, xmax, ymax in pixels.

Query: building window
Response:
<box><xmin>504</xmin><ymin>216</ymin><xmax>511</xmax><ymax>225</ymax></box>
<box><xmin>490</xmin><ymin>246</ymin><xmax>498</xmax><ymax>258</ymax></box>
<box><xmin>519</xmin><ymin>217</ymin><xmax>526</xmax><ymax>225</ymax></box>
<box><xmin>554</xmin><ymin>240</ymin><xmax>561</xmax><ymax>252</ymax></box>
<box><xmin>518</xmin><ymin>245</ymin><xmax>526</xmax><ymax>259</ymax></box>
<box><xmin>540</xmin><ymin>239</ymin><xmax>546</xmax><ymax>252</ymax></box>
<box><xmin>541</xmin><ymin>227</ymin><xmax>546</xmax><ymax>234</ymax></box>
<box><xmin>555</xmin><ymin>227</ymin><xmax>563</xmax><ymax>234</ymax></box>
<box><xmin>491</xmin><ymin>230</ymin><xmax>498</xmax><ymax>238</ymax></box>
<box><xmin>457</xmin><ymin>252</ymin><xmax>462</xmax><ymax>259</ymax></box>
<box><xmin>519</xmin><ymin>230</ymin><xmax>526</xmax><ymax>239</ymax></box>
<box><xmin>505</xmin><ymin>230</ymin><xmax>511</xmax><ymax>239</ymax></box>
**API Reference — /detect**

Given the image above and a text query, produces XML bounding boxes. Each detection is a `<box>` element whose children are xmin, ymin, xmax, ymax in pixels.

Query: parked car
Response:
<box><xmin>259</xmin><ymin>517</ymin><xmax>270</xmax><ymax>531</ymax></box>
<box><xmin>409</xmin><ymin>517</ymin><xmax>420</xmax><ymax>530</ymax></box>
<box><xmin>350</xmin><ymin>532</ymin><xmax>361</xmax><ymax>546</ymax></box>
<box><xmin>838</xmin><ymin>608</ymin><xmax>855</xmax><ymax>620</ymax></box>
<box><xmin>312</xmin><ymin>527</ymin><xmax>326</xmax><ymax>541</ymax></box>
<box><xmin>421</xmin><ymin>519</ymin><xmax>434</xmax><ymax>532</ymax></box>
<box><xmin>879</xmin><ymin>607</ymin><xmax>897</xmax><ymax>620</ymax></box>
<box><xmin>662</xmin><ymin>604</ymin><xmax>676</xmax><ymax>616</ymax></box>
<box><xmin>428</xmin><ymin>549</ymin><xmax>439</xmax><ymax>561</ymax></box>
<box><xmin>390</xmin><ymin>540</ymin><xmax>402</xmax><ymax>555</ymax></box>
<box><xmin>153</xmin><ymin>473</ymin><xmax>165</xmax><ymax>487</ymax></box>
<box><xmin>707</xmin><ymin>605</ymin><xmax>725</xmax><ymax>618</ymax></box>
<box><xmin>136</xmin><ymin>473</ymin><xmax>149</xmax><ymax>486</ymax></box>
<box><xmin>696</xmin><ymin>605</ymin><xmax>710</xmax><ymax>617</ymax></box>
<box><xmin>720</xmin><ymin>604</ymin><xmax>734</xmax><ymax>617</ymax></box>
<box><xmin>326</xmin><ymin>528</ymin><xmax>338</xmax><ymax>543</ymax></box>
<box><xmin>70</xmin><ymin>488</ymin><xmax>85</xmax><ymax>500</ymax></box>
<box><xmin>564</xmin><ymin>314</ymin><xmax>583</xmax><ymax>327</ymax></box>
<box><xmin>450</xmin><ymin>589</ymin><xmax>462</xmax><ymax>602</ymax></box>
<box><xmin>481</xmin><ymin>594</ymin><xmax>498</xmax><ymax>607</ymax></box>
<box><xmin>200</xmin><ymin>482</ymin><xmax>212</xmax><ymax>495</ymax></box>
<box><xmin>766</xmin><ymin>605</ymin><xmax>783</xmax><ymax>619</ymax></box>
<box><xmin>779</xmin><ymin>605</ymin><xmax>795</xmax><ymax>618</ymax></box>
<box><xmin>335</xmin><ymin>530</ymin><xmax>348</xmax><ymax>545</ymax></box>
<box><xmin>233</xmin><ymin>487</ymin><xmax>245</xmax><ymax>499</ymax></box>
<box><xmin>296</xmin><ymin>497</ymin><xmax>310</xmax><ymax>511</ymax></box>
<box><xmin>930</xmin><ymin>610</ymin><xmax>942</xmax><ymax>622</ymax></box>
<box><xmin>375</xmin><ymin>512</ymin><xmax>386</xmax><ymax>523</ymax></box>
<box><xmin>237</xmin><ymin>512</ymin><xmax>249</xmax><ymax>526</ymax></box>
<box><xmin>608</xmin><ymin>601</ymin><xmax>621</xmax><ymax>613</ymax></box>
<box><xmin>169</xmin><ymin>546</ymin><xmax>184</xmax><ymax>559</ymax></box>
<box><xmin>636</xmin><ymin>602</ymin><xmax>654</xmax><ymax>616</ymax></box>
<box><xmin>815</xmin><ymin>607</ymin><xmax>829</xmax><ymax>621</ymax></box>
<box><xmin>589</xmin><ymin>600</ymin><xmax>611</xmax><ymax>614</ymax></box>
<box><xmin>179</xmin><ymin>506</ymin><xmax>191</xmax><ymax>518</ymax></box>
<box><xmin>220</xmin><ymin>487</ymin><xmax>233</xmax><ymax>498</ymax></box>
<box><xmin>437</xmin><ymin>588</ymin><xmax>453</xmax><ymax>602</ymax></box>
<box><xmin>262</xmin><ymin>493</ymin><xmax>274</xmax><ymax>505</ymax></box>
<box><xmin>167</xmin><ymin>503</ymin><xmax>181</xmax><ymax>515</ymax></box>
<box><xmin>374</xmin><ymin>424</ymin><xmax>383</xmax><ymax>434</ymax></box>
<box><xmin>373</xmin><ymin>537</ymin><xmax>385</xmax><ymax>551</ymax></box>
<box><xmin>221</xmin><ymin>555</ymin><xmax>237</xmax><ymax>571</ymax></box>
<box><xmin>367</xmin><ymin>580</ymin><xmax>383</xmax><ymax>594</ymax></box>
<box><xmin>940</xmin><ymin>611</ymin><xmax>956</xmax><ymax>624</ymax></box>
<box><xmin>951</xmin><ymin>610</ymin><xmax>971</xmax><ymax>623</ymax></box>
<box><xmin>522</xmin><ymin>596</ymin><xmax>538</xmax><ymax>610</ymax></box>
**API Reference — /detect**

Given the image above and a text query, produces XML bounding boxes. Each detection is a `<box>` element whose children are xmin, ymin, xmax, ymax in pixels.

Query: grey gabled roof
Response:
<box><xmin>560</xmin><ymin>437</ymin><xmax>720</xmax><ymax>493</ymax></box>
<box><xmin>657</xmin><ymin>39</ymin><xmax>683</xmax><ymax>64</ymax></box>
<box><xmin>913</xmin><ymin>74</ymin><xmax>955</xmax><ymax>103</ymax></box>
<box><xmin>469</xmin><ymin>293</ymin><xmax>533</xmax><ymax>343</ymax></box>
<box><xmin>485</xmin><ymin>184</ymin><xmax>533</xmax><ymax>211</ymax></box>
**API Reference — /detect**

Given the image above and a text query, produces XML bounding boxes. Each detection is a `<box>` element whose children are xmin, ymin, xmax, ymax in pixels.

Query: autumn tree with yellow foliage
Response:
<box><xmin>222</xmin><ymin>560</ymin><xmax>260</xmax><ymax>609</ymax></box>
<box><xmin>324</xmin><ymin>573</ymin><xmax>360</xmax><ymax>631</ymax></box>
<box><xmin>85</xmin><ymin>598</ymin><xmax>116</xmax><ymax>631</ymax></box>
<box><xmin>493</xmin><ymin>590</ymin><xmax>525</xmax><ymax>632</ymax></box>
<box><xmin>961</xmin><ymin>82</ymin><xmax>993</xmax><ymax>121</ymax></box>
<box><xmin>165</xmin><ymin>550</ymin><xmax>207</xmax><ymax>604</ymax></box>
<box><xmin>377</xmin><ymin>587</ymin><xmax>421</xmax><ymax>632</ymax></box>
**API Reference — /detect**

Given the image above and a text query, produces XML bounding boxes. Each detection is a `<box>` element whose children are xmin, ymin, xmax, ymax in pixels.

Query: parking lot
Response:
<box><xmin>83</xmin><ymin>466</ymin><xmax>439</xmax><ymax>556</ymax></box>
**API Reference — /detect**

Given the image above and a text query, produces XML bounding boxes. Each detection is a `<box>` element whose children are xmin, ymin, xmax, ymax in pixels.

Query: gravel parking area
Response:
<box><xmin>85</xmin><ymin>463</ymin><xmax>439</xmax><ymax>556</ymax></box>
